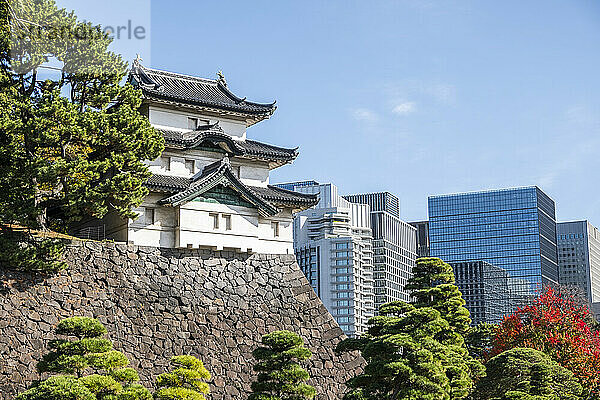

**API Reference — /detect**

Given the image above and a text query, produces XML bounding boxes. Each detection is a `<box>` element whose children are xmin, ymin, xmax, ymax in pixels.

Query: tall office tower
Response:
<box><xmin>343</xmin><ymin>192</ymin><xmax>417</xmax><ymax>307</ymax></box>
<box><xmin>429</xmin><ymin>186</ymin><xmax>559</xmax><ymax>315</ymax></box>
<box><xmin>451</xmin><ymin>261</ymin><xmax>511</xmax><ymax>325</ymax></box>
<box><xmin>409</xmin><ymin>221</ymin><xmax>430</xmax><ymax>257</ymax></box>
<box><xmin>557</xmin><ymin>221</ymin><xmax>600</xmax><ymax>303</ymax></box>
<box><xmin>279</xmin><ymin>181</ymin><xmax>375</xmax><ymax>337</ymax></box>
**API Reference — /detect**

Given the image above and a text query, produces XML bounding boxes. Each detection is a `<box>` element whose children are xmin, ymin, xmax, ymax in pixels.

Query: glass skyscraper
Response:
<box><xmin>429</xmin><ymin>186</ymin><xmax>559</xmax><ymax>313</ymax></box>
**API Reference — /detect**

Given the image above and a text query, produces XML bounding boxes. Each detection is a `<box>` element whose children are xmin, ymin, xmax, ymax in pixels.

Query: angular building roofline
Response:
<box><xmin>428</xmin><ymin>185</ymin><xmax>543</xmax><ymax>199</ymax></box>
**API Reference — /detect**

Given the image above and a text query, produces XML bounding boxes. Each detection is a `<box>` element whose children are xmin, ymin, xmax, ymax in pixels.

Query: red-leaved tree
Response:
<box><xmin>492</xmin><ymin>287</ymin><xmax>600</xmax><ymax>399</ymax></box>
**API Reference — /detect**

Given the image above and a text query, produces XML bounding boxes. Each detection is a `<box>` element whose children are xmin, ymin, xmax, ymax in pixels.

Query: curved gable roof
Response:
<box><xmin>129</xmin><ymin>60</ymin><xmax>276</xmax><ymax>122</ymax></box>
<box><xmin>157</xmin><ymin>157</ymin><xmax>279</xmax><ymax>217</ymax></box>
<box><xmin>156</xmin><ymin>123</ymin><xmax>299</xmax><ymax>167</ymax></box>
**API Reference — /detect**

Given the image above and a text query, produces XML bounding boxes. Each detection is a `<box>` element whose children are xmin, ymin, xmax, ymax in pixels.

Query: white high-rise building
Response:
<box><xmin>344</xmin><ymin>192</ymin><xmax>417</xmax><ymax>307</ymax></box>
<box><xmin>277</xmin><ymin>181</ymin><xmax>375</xmax><ymax>336</ymax></box>
<box><xmin>557</xmin><ymin>221</ymin><xmax>600</xmax><ymax>303</ymax></box>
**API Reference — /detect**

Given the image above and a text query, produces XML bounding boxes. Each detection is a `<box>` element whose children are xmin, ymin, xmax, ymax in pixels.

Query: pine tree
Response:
<box><xmin>0</xmin><ymin>0</ymin><xmax>164</xmax><ymax>271</ymax></box>
<box><xmin>154</xmin><ymin>355</ymin><xmax>211</xmax><ymax>400</ymax></box>
<box><xmin>336</xmin><ymin>302</ymin><xmax>452</xmax><ymax>400</ymax></box>
<box><xmin>337</xmin><ymin>257</ymin><xmax>484</xmax><ymax>400</ymax></box>
<box><xmin>249</xmin><ymin>330</ymin><xmax>316</xmax><ymax>400</ymax></box>
<box><xmin>405</xmin><ymin>257</ymin><xmax>471</xmax><ymax>335</ymax></box>
<box><xmin>16</xmin><ymin>317</ymin><xmax>151</xmax><ymax>400</ymax></box>
<box><xmin>406</xmin><ymin>257</ymin><xmax>484</xmax><ymax>397</ymax></box>
<box><xmin>471</xmin><ymin>347</ymin><xmax>582</xmax><ymax>400</ymax></box>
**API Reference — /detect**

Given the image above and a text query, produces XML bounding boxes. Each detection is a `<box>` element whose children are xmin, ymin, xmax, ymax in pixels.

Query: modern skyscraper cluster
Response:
<box><xmin>280</xmin><ymin>179</ymin><xmax>598</xmax><ymax>330</ymax></box>
<box><xmin>428</xmin><ymin>187</ymin><xmax>559</xmax><ymax>316</ymax></box>
<box><xmin>279</xmin><ymin>182</ymin><xmax>375</xmax><ymax>336</ymax></box>
<box><xmin>422</xmin><ymin>186</ymin><xmax>599</xmax><ymax>324</ymax></box>
<box><xmin>278</xmin><ymin>182</ymin><xmax>416</xmax><ymax>336</ymax></box>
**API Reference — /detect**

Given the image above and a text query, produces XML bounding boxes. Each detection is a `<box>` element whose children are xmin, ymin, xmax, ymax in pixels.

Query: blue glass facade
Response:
<box><xmin>429</xmin><ymin>186</ymin><xmax>558</xmax><ymax>311</ymax></box>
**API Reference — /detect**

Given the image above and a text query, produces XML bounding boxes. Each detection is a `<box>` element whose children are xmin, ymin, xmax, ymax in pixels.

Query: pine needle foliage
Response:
<box><xmin>154</xmin><ymin>355</ymin><xmax>211</xmax><ymax>400</ymax></box>
<box><xmin>336</xmin><ymin>257</ymin><xmax>484</xmax><ymax>400</ymax></box>
<box><xmin>17</xmin><ymin>316</ymin><xmax>151</xmax><ymax>400</ymax></box>
<box><xmin>249</xmin><ymin>330</ymin><xmax>316</xmax><ymax>400</ymax></box>
<box><xmin>0</xmin><ymin>0</ymin><xmax>164</xmax><ymax>271</ymax></box>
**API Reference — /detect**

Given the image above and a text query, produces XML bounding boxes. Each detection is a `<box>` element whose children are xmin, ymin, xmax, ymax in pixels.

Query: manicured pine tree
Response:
<box><xmin>404</xmin><ymin>257</ymin><xmax>471</xmax><ymax>335</ymax></box>
<box><xmin>154</xmin><ymin>355</ymin><xmax>211</xmax><ymax>400</ymax></box>
<box><xmin>17</xmin><ymin>316</ymin><xmax>151</xmax><ymax>400</ymax></box>
<box><xmin>471</xmin><ymin>347</ymin><xmax>582</xmax><ymax>400</ymax></box>
<box><xmin>336</xmin><ymin>301</ymin><xmax>452</xmax><ymax>400</ymax></box>
<box><xmin>337</xmin><ymin>258</ymin><xmax>484</xmax><ymax>399</ymax></box>
<box><xmin>405</xmin><ymin>257</ymin><xmax>484</xmax><ymax>397</ymax></box>
<box><xmin>249</xmin><ymin>330</ymin><xmax>316</xmax><ymax>400</ymax></box>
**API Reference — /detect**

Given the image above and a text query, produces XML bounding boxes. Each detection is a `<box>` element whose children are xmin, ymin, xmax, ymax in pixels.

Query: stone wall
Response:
<box><xmin>0</xmin><ymin>241</ymin><xmax>362</xmax><ymax>399</ymax></box>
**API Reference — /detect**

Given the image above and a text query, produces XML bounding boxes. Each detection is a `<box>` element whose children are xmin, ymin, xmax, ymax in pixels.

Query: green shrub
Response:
<box><xmin>249</xmin><ymin>330</ymin><xmax>316</xmax><ymax>400</ymax></box>
<box><xmin>154</xmin><ymin>355</ymin><xmax>211</xmax><ymax>400</ymax></box>
<box><xmin>18</xmin><ymin>317</ymin><xmax>151</xmax><ymax>400</ymax></box>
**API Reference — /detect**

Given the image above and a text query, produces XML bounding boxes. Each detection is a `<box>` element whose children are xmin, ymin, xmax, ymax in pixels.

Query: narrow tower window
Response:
<box><xmin>185</xmin><ymin>159</ymin><xmax>195</xmax><ymax>174</ymax></box>
<box><xmin>188</xmin><ymin>117</ymin><xmax>198</xmax><ymax>130</ymax></box>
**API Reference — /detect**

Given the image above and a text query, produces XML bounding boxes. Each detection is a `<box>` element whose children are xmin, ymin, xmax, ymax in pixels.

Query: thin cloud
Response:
<box><xmin>383</xmin><ymin>81</ymin><xmax>457</xmax><ymax>107</ymax></box>
<box><xmin>351</xmin><ymin>108</ymin><xmax>379</xmax><ymax>122</ymax></box>
<box><xmin>392</xmin><ymin>101</ymin><xmax>416</xmax><ymax>115</ymax></box>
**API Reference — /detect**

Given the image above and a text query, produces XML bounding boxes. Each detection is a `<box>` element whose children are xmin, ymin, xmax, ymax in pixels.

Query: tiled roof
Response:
<box><xmin>248</xmin><ymin>185</ymin><xmax>319</xmax><ymax>207</ymax></box>
<box><xmin>146</xmin><ymin>174</ymin><xmax>190</xmax><ymax>192</ymax></box>
<box><xmin>156</xmin><ymin>125</ymin><xmax>298</xmax><ymax>164</ymax></box>
<box><xmin>129</xmin><ymin>61</ymin><xmax>276</xmax><ymax>118</ymax></box>
<box><xmin>146</xmin><ymin>160</ymin><xmax>317</xmax><ymax>212</ymax></box>
<box><xmin>158</xmin><ymin>157</ymin><xmax>279</xmax><ymax>217</ymax></box>
<box><xmin>241</xmin><ymin>139</ymin><xmax>298</xmax><ymax>161</ymax></box>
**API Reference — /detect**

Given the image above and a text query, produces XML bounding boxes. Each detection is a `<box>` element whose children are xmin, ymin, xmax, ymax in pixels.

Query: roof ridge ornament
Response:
<box><xmin>217</xmin><ymin>70</ymin><xmax>227</xmax><ymax>87</ymax></box>
<box><xmin>134</xmin><ymin>54</ymin><xmax>143</xmax><ymax>66</ymax></box>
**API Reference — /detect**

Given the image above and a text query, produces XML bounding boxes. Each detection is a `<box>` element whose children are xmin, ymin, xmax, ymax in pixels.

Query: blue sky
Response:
<box><xmin>57</xmin><ymin>0</ymin><xmax>600</xmax><ymax>224</ymax></box>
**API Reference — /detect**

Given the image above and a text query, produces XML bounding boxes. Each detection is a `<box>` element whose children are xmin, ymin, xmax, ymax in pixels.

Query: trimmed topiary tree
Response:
<box><xmin>337</xmin><ymin>257</ymin><xmax>485</xmax><ymax>400</ymax></box>
<box><xmin>16</xmin><ymin>316</ymin><xmax>151</xmax><ymax>400</ymax></box>
<box><xmin>249</xmin><ymin>330</ymin><xmax>316</xmax><ymax>400</ymax></box>
<box><xmin>154</xmin><ymin>355</ymin><xmax>211</xmax><ymax>400</ymax></box>
<box><xmin>471</xmin><ymin>347</ymin><xmax>582</xmax><ymax>400</ymax></box>
<box><xmin>336</xmin><ymin>301</ymin><xmax>452</xmax><ymax>400</ymax></box>
<box><xmin>405</xmin><ymin>257</ymin><xmax>472</xmax><ymax>335</ymax></box>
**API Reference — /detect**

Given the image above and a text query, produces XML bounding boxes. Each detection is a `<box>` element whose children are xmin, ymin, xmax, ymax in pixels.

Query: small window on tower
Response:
<box><xmin>185</xmin><ymin>159</ymin><xmax>195</xmax><ymax>174</ymax></box>
<box><xmin>163</xmin><ymin>156</ymin><xmax>171</xmax><ymax>171</ymax></box>
<box><xmin>223</xmin><ymin>214</ymin><xmax>232</xmax><ymax>230</ymax></box>
<box><xmin>188</xmin><ymin>117</ymin><xmax>198</xmax><ymax>130</ymax></box>
<box><xmin>271</xmin><ymin>221</ymin><xmax>280</xmax><ymax>237</ymax></box>
<box><xmin>210</xmin><ymin>213</ymin><xmax>219</xmax><ymax>229</ymax></box>
<box><xmin>145</xmin><ymin>208</ymin><xmax>155</xmax><ymax>225</ymax></box>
